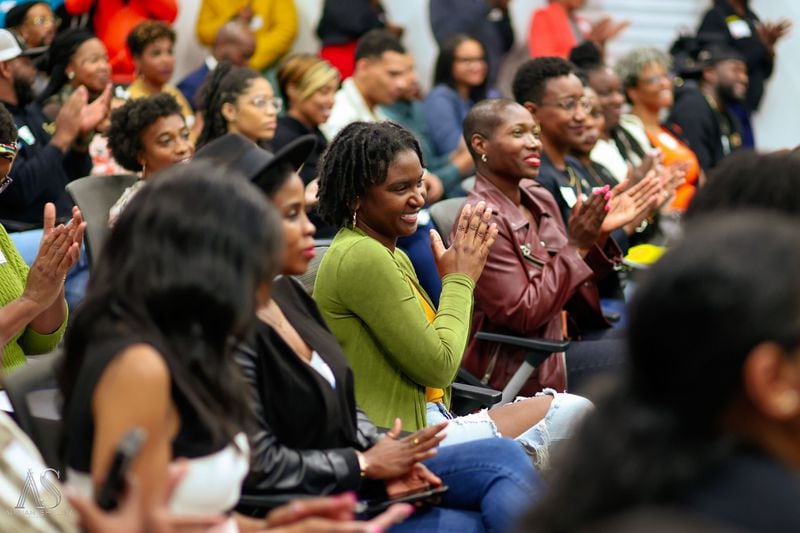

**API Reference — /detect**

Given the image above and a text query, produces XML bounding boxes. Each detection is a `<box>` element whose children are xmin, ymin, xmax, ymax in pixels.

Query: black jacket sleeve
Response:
<box><xmin>236</xmin><ymin>342</ymin><xmax>368</xmax><ymax>496</ymax></box>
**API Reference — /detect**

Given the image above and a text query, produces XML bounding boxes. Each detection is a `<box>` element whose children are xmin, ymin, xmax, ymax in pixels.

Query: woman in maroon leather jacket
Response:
<box><xmin>457</xmin><ymin>99</ymin><xmax>644</xmax><ymax>394</ymax></box>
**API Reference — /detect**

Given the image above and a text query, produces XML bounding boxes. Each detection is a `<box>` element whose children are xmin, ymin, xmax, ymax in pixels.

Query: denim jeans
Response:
<box><xmin>426</xmin><ymin>389</ymin><xmax>593</xmax><ymax>469</ymax></box>
<box><xmin>391</xmin><ymin>437</ymin><xmax>543</xmax><ymax>532</ymax></box>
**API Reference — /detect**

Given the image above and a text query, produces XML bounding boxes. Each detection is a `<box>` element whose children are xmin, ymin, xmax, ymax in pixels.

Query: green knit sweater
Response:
<box><xmin>313</xmin><ymin>227</ymin><xmax>475</xmax><ymax>431</ymax></box>
<box><xmin>0</xmin><ymin>226</ymin><xmax>67</xmax><ymax>372</ymax></box>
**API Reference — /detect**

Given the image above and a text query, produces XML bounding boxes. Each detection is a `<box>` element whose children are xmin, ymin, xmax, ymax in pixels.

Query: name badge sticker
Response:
<box><xmin>559</xmin><ymin>186</ymin><xmax>577</xmax><ymax>208</ymax></box>
<box><xmin>727</xmin><ymin>18</ymin><xmax>752</xmax><ymax>39</ymax></box>
<box><xmin>0</xmin><ymin>248</ymin><xmax>6</xmax><ymax>265</ymax></box>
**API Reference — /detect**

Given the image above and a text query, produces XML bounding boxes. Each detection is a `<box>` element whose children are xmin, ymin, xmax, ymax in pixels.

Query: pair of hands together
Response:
<box><xmin>52</xmin><ymin>83</ymin><xmax>112</xmax><ymax>152</ymax></box>
<box><xmin>22</xmin><ymin>203</ymin><xmax>85</xmax><ymax>311</ymax></box>
<box><xmin>568</xmin><ymin>154</ymin><xmax>687</xmax><ymax>254</ymax></box>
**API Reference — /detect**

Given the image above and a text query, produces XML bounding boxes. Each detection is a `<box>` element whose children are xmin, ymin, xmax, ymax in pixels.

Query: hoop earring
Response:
<box><xmin>481</xmin><ymin>154</ymin><xmax>488</xmax><ymax>163</ymax></box>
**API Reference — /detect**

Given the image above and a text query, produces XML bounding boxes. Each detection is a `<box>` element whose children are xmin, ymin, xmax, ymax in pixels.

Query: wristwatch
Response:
<box><xmin>355</xmin><ymin>450</ymin><xmax>369</xmax><ymax>477</ymax></box>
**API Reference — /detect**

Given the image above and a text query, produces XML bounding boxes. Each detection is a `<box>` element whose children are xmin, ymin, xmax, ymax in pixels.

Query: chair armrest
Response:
<box><xmin>474</xmin><ymin>332</ymin><xmax>569</xmax><ymax>353</ymax></box>
<box><xmin>452</xmin><ymin>382</ymin><xmax>501</xmax><ymax>406</ymax></box>
<box><xmin>475</xmin><ymin>332</ymin><xmax>569</xmax><ymax>369</ymax></box>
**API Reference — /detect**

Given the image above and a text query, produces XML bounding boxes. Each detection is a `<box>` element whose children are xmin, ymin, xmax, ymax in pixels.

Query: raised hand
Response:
<box><xmin>51</xmin><ymin>86</ymin><xmax>87</xmax><ymax>150</ymax></box>
<box><xmin>23</xmin><ymin>204</ymin><xmax>84</xmax><ymax>311</ymax></box>
<box><xmin>657</xmin><ymin>161</ymin><xmax>688</xmax><ymax>210</ymax></box>
<box><xmin>80</xmin><ymin>83</ymin><xmax>113</xmax><ymax>134</ymax></box>
<box><xmin>362</xmin><ymin>419</ymin><xmax>447</xmax><ymax>480</ymax></box>
<box><xmin>430</xmin><ymin>201</ymin><xmax>498</xmax><ymax>282</ymax></box>
<box><xmin>567</xmin><ymin>189</ymin><xmax>608</xmax><ymax>254</ymax></box>
<box><xmin>601</xmin><ymin>173</ymin><xmax>662</xmax><ymax>233</ymax></box>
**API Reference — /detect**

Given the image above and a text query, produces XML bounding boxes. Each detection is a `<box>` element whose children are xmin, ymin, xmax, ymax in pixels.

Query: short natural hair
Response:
<box><xmin>317</xmin><ymin>121</ymin><xmax>422</xmax><ymax>228</ymax></box>
<box><xmin>462</xmin><ymin>98</ymin><xmax>518</xmax><ymax>158</ymax></box>
<box><xmin>512</xmin><ymin>57</ymin><xmax>575</xmax><ymax>105</ymax></box>
<box><xmin>106</xmin><ymin>93</ymin><xmax>184</xmax><ymax>172</ymax></box>
<box><xmin>354</xmin><ymin>29</ymin><xmax>405</xmax><ymax>62</ymax></box>
<box><xmin>127</xmin><ymin>20</ymin><xmax>175</xmax><ymax>58</ymax></box>
<box><xmin>614</xmin><ymin>47</ymin><xmax>672</xmax><ymax>91</ymax></box>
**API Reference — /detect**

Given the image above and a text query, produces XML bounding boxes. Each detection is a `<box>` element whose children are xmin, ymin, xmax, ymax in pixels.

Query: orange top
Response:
<box><xmin>407</xmin><ymin>275</ymin><xmax>445</xmax><ymax>404</ymax></box>
<box><xmin>646</xmin><ymin>127</ymin><xmax>699</xmax><ymax>211</ymax></box>
<box><xmin>528</xmin><ymin>2</ymin><xmax>589</xmax><ymax>58</ymax></box>
<box><xmin>65</xmin><ymin>0</ymin><xmax>178</xmax><ymax>84</ymax></box>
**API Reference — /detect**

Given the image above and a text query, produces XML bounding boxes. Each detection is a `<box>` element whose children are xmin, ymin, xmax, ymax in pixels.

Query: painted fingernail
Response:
<box><xmin>605</xmin><ymin>203</ymin><xmax>611</xmax><ymax>211</ymax></box>
<box><xmin>604</xmin><ymin>192</ymin><xmax>612</xmax><ymax>200</ymax></box>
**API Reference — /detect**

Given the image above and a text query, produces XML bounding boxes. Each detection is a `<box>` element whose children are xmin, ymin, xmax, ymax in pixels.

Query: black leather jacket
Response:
<box><xmin>235</xmin><ymin>277</ymin><xmax>383</xmax><ymax>496</ymax></box>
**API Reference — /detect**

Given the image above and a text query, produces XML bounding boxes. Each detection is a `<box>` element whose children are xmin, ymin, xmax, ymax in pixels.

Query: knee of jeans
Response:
<box><xmin>544</xmin><ymin>393</ymin><xmax>593</xmax><ymax>442</ymax></box>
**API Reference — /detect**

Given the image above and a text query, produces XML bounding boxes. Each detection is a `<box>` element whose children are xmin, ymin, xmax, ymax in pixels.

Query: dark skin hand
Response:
<box><xmin>362</xmin><ymin>419</ymin><xmax>448</xmax><ymax>480</ymax></box>
<box><xmin>568</xmin><ymin>189</ymin><xmax>608</xmax><ymax>256</ymax></box>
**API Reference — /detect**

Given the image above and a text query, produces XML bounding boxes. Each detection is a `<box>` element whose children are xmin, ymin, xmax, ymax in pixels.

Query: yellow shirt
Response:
<box><xmin>407</xmin><ymin>275</ymin><xmax>445</xmax><ymax>404</ymax></box>
<box><xmin>126</xmin><ymin>80</ymin><xmax>194</xmax><ymax>127</ymax></box>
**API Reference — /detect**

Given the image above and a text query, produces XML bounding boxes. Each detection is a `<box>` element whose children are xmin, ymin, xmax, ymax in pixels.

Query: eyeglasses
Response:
<box><xmin>248</xmin><ymin>96</ymin><xmax>283</xmax><ymax>112</ymax></box>
<box><xmin>638</xmin><ymin>72</ymin><xmax>673</xmax><ymax>86</ymax></box>
<box><xmin>539</xmin><ymin>97</ymin><xmax>592</xmax><ymax>115</ymax></box>
<box><xmin>25</xmin><ymin>15</ymin><xmax>60</xmax><ymax>26</ymax></box>
<box><xmin>0</xmin><ymin>142</ymin><xmax>17</xmax><ymax>195</ymax></box>
<box><xmin>454</xmin><ymin>56</ymin><xmax>486</xmax><ymax>66</ymax></box>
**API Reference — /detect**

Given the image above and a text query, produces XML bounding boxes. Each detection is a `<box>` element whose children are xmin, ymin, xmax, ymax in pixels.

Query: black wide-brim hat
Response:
<box><xmin>193</xmin><ymin>133</ymin><xmax>316</xmax><ymax>193</ymax></box>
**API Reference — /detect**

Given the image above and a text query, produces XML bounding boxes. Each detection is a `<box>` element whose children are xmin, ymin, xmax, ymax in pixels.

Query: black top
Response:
<box><xmin>272</xmin><ymin>115</ymin><xmax>337</xmax><ymax>239</ymax></box>
<box><xmin>316</xmin><ymin>0</ymin><xmax>385</xmax><ymax>46</ymax></box>
<box><xmin>668</xmin><ymin>83</ymin><xmax>743</xmax><ymax>173</ymax></box>
<box><xmin>236</xmin><ymin>276</ymin><xmax>383</xmax><ymax>496</ymax></box>
<box><xmin>682</xmin><ymin>451</ymin><xmax>800</xmax><ymax>532</ymax></box>
<box><xmin>697</xmin><ymin>0</ymin><xmax>773</xmax><ymax>111</ymax></box>
<box><xmin>273</xmin><ymin>115</ymin><xmax>327</xmax><ymax>185</ymax></box>
<box><xmin>0</xmin><ymin>101</ymin><xmax>92</xmax><ymax>226</ymax></box>
<box><xmin>63</xmin><ymin>325</ymin><xmax>221</xmax><ymax>474</ymax></box>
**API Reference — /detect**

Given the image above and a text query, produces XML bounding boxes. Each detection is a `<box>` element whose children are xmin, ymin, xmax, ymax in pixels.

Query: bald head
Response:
<box><xmin>213</xmin><ymin>21</ymin><xmax>256</xmax><ymax>67</ymax></box>
<box><xmin>463</xmin><ymin>98</ymin><xmax>520</xmax><ymax>157</ymax></box>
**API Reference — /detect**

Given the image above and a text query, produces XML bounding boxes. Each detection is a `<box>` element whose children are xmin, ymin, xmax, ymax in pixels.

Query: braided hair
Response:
<box><xmin>317</xmin><ymin>121</ymin><xmax>423</xmax><ymax>228</ymax></box>
<box><xmin>195</xmin><ymin>61</ymin><xmax>261</xmax><ymax>149</ymax></box>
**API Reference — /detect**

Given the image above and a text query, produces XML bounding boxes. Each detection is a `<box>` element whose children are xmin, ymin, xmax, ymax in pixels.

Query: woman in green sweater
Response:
<box><xmin>313</xmin><ymin>121</ymin><xmax>592</xmax><ymax>464</ymax></box>
<box><xmin>0</xmin><ymin>104</ymin><xmax>85</xmax><ymax>372</ymax></box>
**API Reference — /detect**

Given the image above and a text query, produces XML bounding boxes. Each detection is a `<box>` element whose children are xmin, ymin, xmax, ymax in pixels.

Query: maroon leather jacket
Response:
<box><xmin>455</xmin><ymin>174</ymin><xmax>621</xmax><ymax>394</ymax></box>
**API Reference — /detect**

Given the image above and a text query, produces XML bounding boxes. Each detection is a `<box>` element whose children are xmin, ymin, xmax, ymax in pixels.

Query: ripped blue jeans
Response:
<box><xmin>426</xmin><ymin>388</ymin><xmax>593</xmax><ymax>469</ymax></box>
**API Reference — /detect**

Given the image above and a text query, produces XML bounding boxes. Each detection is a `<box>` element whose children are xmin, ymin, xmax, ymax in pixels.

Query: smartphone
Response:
<box><xmin>357</xmin><ymin>485</ymin><xmax>449</xmax><ymax>517</ymax></box>
<box><xmin>95</xmin><ymin>427</ymin><xmax>147</xmax><ymax>510</ymax></box>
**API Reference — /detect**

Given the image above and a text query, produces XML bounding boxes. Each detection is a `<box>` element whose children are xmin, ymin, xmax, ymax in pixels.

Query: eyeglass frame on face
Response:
<box><xmin>25</xmin><ymin>15</ymin><xmax>60</xmax><ymax>27</ymax></box>
<box><xmin>538</xmin><ymin>96</ymin><xmax>592</xmax><ymax>115</ymax></box>
<box><xmin>453</xmin><ymin>56</ymin><xmax>487</xmax><ymax>66</ymax></box>
<box><xmin>638</xmin><ymin>71</ymin><xmax>673</xmax><ymax>87</ymax></box>
<box><xmin>245</xmin><ymin>95</ymin><xmax>283</xmax><ymax>113</ymax></box>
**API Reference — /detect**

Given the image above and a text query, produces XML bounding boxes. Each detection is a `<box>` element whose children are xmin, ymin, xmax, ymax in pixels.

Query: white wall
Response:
<box><xmin>172</xmin><ymin>0</ymin><xmax>797</xmax><ymax>149</ymax></box>
<box><xmin>750</xmin><ymin>0</ymin><xmax>799</xmax><ymax>150</ymax></box>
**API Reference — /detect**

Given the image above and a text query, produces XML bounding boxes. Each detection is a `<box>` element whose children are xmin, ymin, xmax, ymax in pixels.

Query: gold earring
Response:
<box><xmin>481</xmin><ymin>154</ymin><xmax>488</xmax><ymax>163</ymax></box>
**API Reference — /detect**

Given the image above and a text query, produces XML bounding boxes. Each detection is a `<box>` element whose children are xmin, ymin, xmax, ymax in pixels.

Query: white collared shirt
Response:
<box><xmin>320</xmin><ymin>78</ymin><xmax>388</xmax><ymax>141</ymax></box>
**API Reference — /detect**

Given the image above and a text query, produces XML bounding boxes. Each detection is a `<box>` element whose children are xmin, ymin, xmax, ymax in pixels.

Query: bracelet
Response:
<box><xmin>355</xmin><ymin>450</ymin><xmax>369</xmax><ymax>477</ymax></box>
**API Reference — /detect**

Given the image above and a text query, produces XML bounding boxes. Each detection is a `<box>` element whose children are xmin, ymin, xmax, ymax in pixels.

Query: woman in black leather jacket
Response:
<box><xmin>194</xmin><ymin>132</ymin><xmax>545</xmax><ymax>532</ymax></box>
